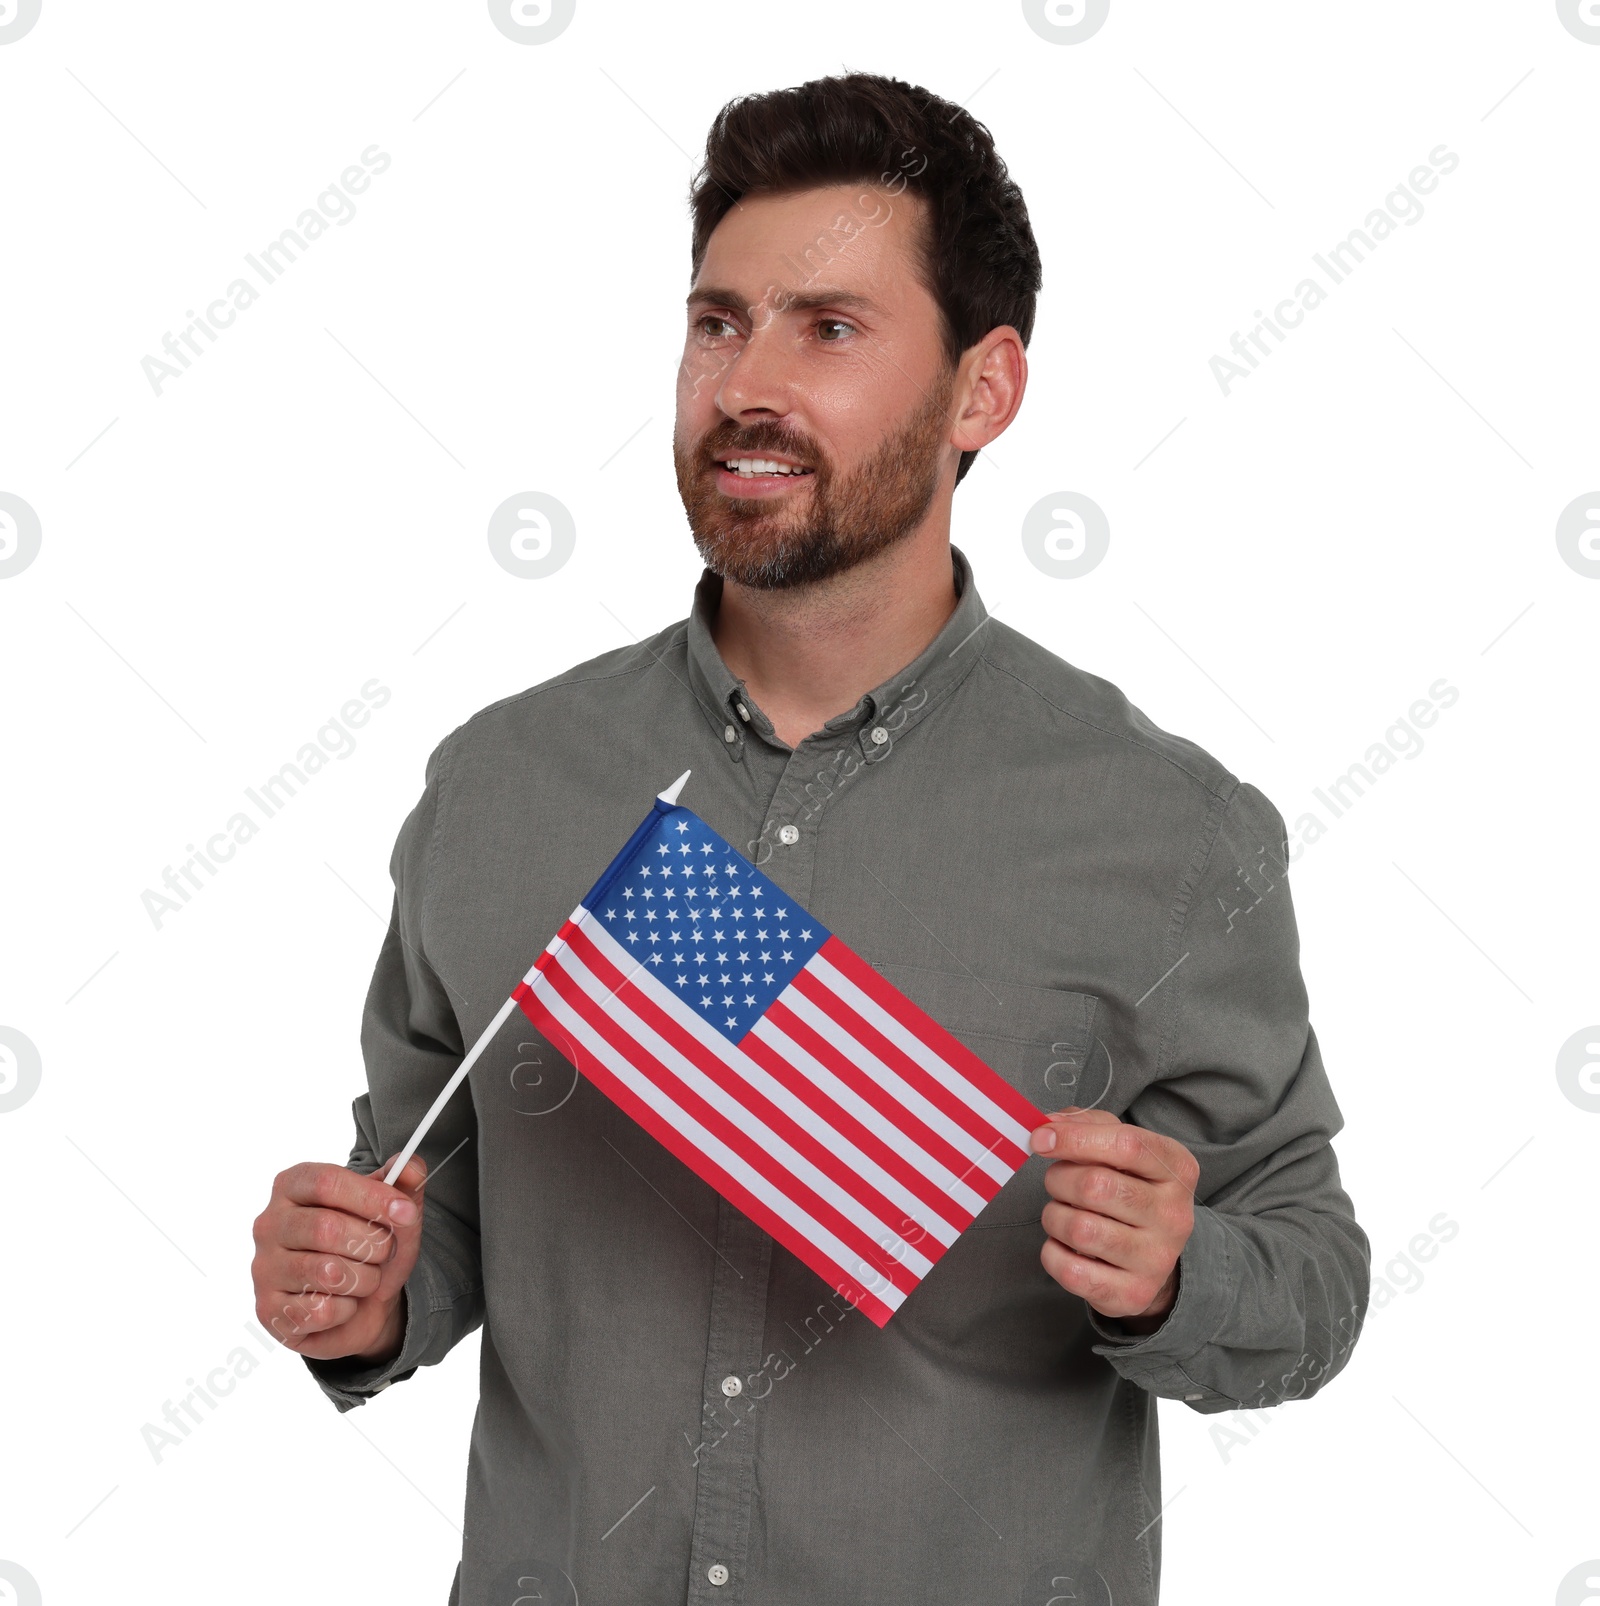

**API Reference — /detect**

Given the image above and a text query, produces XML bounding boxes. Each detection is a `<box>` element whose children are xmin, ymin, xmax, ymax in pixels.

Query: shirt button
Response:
<box><xmin>708</xmin><ymin>1563</ymin><xmax>730</xmax><ymax>1586</ymax></box>
<box><xmin>720</xmin><ymin>1374</ymin><xmax>742</xmax><ymax>1397</ymax></box>
<box><xmin>735</xmin><ymin>701</ymin><xmax>750</xmax><ymax>721</ymax></box>
<box><xmin>777</xmin><ymin>824</ymin><xmax>799</xmax><ymax>845</ymax></box>
<box><xmin>723</xmin><ymin>724</ymin><xmax>737</xmax><ymax>743</ymax></box>
<box><xmin>869</xmin><ymin>725</ymin><xmax>889</xmax><ymax>745</ymax></box>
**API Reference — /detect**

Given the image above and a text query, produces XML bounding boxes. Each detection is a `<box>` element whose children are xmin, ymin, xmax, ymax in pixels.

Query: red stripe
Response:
<box><xmin>792</xmin><ymin>966</ymin><xmax>1009</xmax><ymax>1161</ymax></box>
<box><xmin>561</xmin><ymin>926</ymin><xmax>949</xmax><ymax>1260</ymax></box>
<box><xmin>765</xmin><ymin>996</ymin><xmax>989</xmax><ymax>1202</ymax></box>
<box><xmin>540</xmin><ymin>943</ymin><xmax>923</xmax><ymax>1302</ymax></box>
<box><xmin>513</xmin><ymin>976</ymin><xmax>898</xmax><ymax>1327</ymax></box>
<box><xmin>737</xmin><ymin>1028</ymin><xmax>967</xmax><ymax>1236</ymax></box>
<box><xmin>818</xmin><ymin>936</ymin><xmax>1049</xmax><ymax>1132</ymax></box>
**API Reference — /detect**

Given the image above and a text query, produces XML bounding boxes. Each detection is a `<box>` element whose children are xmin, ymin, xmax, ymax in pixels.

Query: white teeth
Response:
<box><xmin>722</xmin><ymin>458</ymin><xmax>808</xmax><ymax>476</ymax></box>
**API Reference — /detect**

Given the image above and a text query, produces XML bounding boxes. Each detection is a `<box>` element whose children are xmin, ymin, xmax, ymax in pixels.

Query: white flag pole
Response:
<box><xmin>380</xmin><ymin>770</ymin><xmax>692</xmax><ymax>1189</ymax></box>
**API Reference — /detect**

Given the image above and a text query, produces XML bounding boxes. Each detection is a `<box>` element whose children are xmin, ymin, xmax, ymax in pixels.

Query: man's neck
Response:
<box><xmin>710</xmin><ymin>525</ymin><xmax>960</xmax><ymax>749</ymax></box>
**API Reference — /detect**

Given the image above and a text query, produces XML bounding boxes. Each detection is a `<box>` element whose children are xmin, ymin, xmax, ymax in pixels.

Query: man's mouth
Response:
<box><xmin>714</xmin><ymin>457</ymin><xmax>815</xmax><ymax>479</ymax></box>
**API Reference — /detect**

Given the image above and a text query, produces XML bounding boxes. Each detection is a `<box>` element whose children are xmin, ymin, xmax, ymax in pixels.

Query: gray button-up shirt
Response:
<box><xmin>307</xmin><ymin>545</ymin><xmax>1369</xmax><ymax>1606</ymax></box>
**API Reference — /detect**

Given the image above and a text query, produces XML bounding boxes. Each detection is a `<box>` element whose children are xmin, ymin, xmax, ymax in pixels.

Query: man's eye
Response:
<box><xmin>817</xmin><ymin>318</ymin><xmax>855</xmax><ymax>342</ymax></box>
<box><xmin>697</xmin><ymin>315</ymin><xmax>737</xmax><ymax>338</ymax></box>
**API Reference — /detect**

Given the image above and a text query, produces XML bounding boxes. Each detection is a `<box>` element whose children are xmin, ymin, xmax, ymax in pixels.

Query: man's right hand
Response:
<box><xmin>251</xmin><ymin>1155</ymin><xmax>427</xmax><ymax>1363</ymax></box>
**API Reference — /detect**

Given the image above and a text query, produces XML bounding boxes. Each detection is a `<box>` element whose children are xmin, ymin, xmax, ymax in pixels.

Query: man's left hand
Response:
<box><xmin>1029</xmin><ymin>1108</ymin><xmax>1199</xmax><ymax>1334</ymax></box>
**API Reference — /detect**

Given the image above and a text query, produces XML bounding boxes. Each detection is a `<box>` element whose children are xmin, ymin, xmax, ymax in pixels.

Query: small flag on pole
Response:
<box><xmin>387</xmin><ymin>772</ymin><xmax>1047</xmax><ymax>1327</ymax></box>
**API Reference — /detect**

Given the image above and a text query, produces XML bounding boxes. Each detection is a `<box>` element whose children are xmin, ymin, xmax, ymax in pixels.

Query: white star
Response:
<box><xmin>801</xmin><ymin>929</ymin><xmax>812</xmax><ymax>939</ymax></box>
<box><xmin>782</xmin><ymin>950</ymin><xmax>793</xmax><ymax>961</ymax></box>
<box><xmin>649</xmin><ymin>952</ymin><xmax>663</xmax><ymax>965</ymax></box>
<box><xmin>676</xmin><ymin>820</ymin><xmax>689</xmax><ymax>834</ymax></box>
<box><xmin>701</xmin><ymin>843</ymin><xmax>714</xmax><ymax>855</ymax></box>
<box><xmin>725</xmin><ymin>1017</ymin><xmax>738</xmax><ymax>1029</ymax></box>
<box><xmin>657</xmin><ymin>844</ymin><xmax>670</xmax><ymax>856</ymax></box>
<box><xmin>628</xmin><ymin>931</ymin><xmax>639</xmax><ymax>944</ymax></box>
<box><xmin>623</xmin><ymin>888</ymin><xmax>635</xmax><ymax>901</ymax></box>
<box><xmin>605</xmin><ymin>908</ymin><xmax>617</xmax><ymax>921</ymax></box>
<box><xmin>744</xmin><ymin>994</ymin><xmax>756</xmax><ymax>1006</ymax></box>
<box><xmin>701</xmin><ymin>995</ymin><xmax>713</xmax><ymax>1006</ymax></box>
<box><xmin>763</xmin><ymin>972</ymin><xmax>775</xmax><ymax>983</ymax></box>
<box><xmin>723</xmin><ymin>994</ymin><xmax>734</xmax><ymax>1006</ymax></box>
<box><xmin>777</xmin><ymin>908</ymin><xmax>788</xmax><ymax>918</ymax></box>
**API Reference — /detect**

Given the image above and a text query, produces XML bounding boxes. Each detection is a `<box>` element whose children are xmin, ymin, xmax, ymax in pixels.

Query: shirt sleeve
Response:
<box><xmin>1083</xmin><ymin>779</ymin><xmax>1371</xmax><ymax>1415</ymax></box>
<box><xmin>304</xmin><ymin>733</ymin><xmax>486</xmax><ymax>1413</ymax></box>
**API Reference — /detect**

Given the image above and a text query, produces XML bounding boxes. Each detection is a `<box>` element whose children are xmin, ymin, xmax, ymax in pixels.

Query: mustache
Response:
<box><xmin>699</xmin><ymin>431</ymin><xmax>822</xmax><ymax>467</ymax></box>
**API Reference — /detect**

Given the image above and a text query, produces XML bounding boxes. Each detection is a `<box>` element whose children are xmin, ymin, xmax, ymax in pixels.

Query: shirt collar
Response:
<box><xmin>684</xmin><ymin>543</ymin><xmax>990</xmax><ymax>761</ymax></box>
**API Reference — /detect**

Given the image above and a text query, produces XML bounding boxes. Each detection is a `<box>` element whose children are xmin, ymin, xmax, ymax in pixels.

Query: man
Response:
<box><xmin>252</xmin><ymin>72</ymin><xmax>1369</xmax><ymax>1605</ymax></box>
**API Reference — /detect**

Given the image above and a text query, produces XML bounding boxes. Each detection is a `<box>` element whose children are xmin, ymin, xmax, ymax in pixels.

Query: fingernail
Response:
<box><xmin>1031</xmin><ymin>1125</ymin><xmax>1057</xmax><ymax>1153</ymax></box>
<box><xmin>389</xmin><ymin>1198</ymin><xmax>417</xmax><ymax>1224</ymax></box>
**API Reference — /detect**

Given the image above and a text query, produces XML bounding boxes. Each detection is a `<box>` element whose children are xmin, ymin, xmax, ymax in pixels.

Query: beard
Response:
<box><xmin>673</xmin><ymin>366</ymin><xmax>956</xmax><ymax>591</ymax></box>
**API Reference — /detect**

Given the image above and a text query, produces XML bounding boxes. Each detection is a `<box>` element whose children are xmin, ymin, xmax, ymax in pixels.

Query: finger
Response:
<box><xmin>260</xmin><ymin>1289</ymin><xmax>361</xmax><ymax>1347</ymax></box>
<box><xmin>1041</xmin><ymin>1202</ymin><xmax>1164</xmax><ymax>1276</ymax></box>
<box><xmin>276</xmin><ymin>1161</ymin><xmax>420</xmax><ymax>1227</ymax></box>
<box><xmin>1031</xmin><ymin>1115</ymin><xmax>1198</xmax><ymax>1190</ymax></box>
<box><xmin>1043</xmin><ymin>1161</ymin><xmax>1158</xmax><ymax>1228</ymax></box>
<box><xmin>276</xmin><ymin>1206</ymin><xmax>397</xmax><ymax>1264</ymax></box>
<box><xmin>269</xmin><ymin>1249</ymin><xmax>384</xmax><ymax>1300</ymax></box>
<box><xmin>382</xmin><ymin>1153</ymin><xmax>429</xmax><ymax>1198</ymax></box>
<box><xmin>1039</xmin><ymin>1237</ymin><xmax>1166</xmax><ymax>1320</ymax></box>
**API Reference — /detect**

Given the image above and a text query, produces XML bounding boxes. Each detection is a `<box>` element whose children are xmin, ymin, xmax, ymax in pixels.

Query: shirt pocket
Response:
<box><xmin>871</xmin><ymin>962</ymin><xmax>1108</xmax><ymax>1230</ymax></box>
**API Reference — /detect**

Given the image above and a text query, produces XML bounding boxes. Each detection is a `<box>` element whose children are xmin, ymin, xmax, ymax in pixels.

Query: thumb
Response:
<box><xmin>377</xmin><ymin>1153</ymin><xmax>428</xmax><ymax>1226</ymax></box>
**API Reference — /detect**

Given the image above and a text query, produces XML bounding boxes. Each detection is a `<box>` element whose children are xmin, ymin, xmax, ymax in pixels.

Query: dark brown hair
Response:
<box><xmin>688</xmin><ymin>72</ymin><xmax>1043</xmax><ymax>488</ymax></box>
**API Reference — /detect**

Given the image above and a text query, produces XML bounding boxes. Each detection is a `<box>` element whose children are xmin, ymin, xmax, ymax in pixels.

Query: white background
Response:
<box><xmin>2</xmin><ymin>2</ymin><xmax>1597</xmax><ymax>1602</ymax></box>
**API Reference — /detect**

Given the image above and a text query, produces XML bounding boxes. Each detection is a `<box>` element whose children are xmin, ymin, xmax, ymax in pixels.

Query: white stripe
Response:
<box><xmin>779</xmin><ymin>983</ymin><xmax>1011</xmax><ymax>1187</ymax></box>
<box><xmin>551</xmin><ymin>939</ymin><xmax>935</xmax><ymax>1279</ymax></box>
<box><xmin>747</xmin><ymin>1016</ymin><xmax>986</xmax><ymax>1218</ymax></box>
<box><xmin>582</xmin><ymin>915</ymin><xmax>962</xmax><ymax>1248</ymax></box>
<box><xmin>529</xmin><ymin>967</ymin><xmax>905</xmax><ymax>1313</ymax></box>
<box><xmin>807</xmin><ymin>952</ymin><xmax>1033</xmax><ymax>1155</ymax></box>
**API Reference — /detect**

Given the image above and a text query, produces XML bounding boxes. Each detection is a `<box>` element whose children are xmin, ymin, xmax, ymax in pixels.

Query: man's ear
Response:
<box><xmin>949</xmin><ymin>326</ymin><xmax>1028</xmax><ymax>458</ymax></box>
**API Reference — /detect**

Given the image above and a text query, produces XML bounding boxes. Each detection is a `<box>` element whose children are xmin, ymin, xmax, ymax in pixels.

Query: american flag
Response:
<box><xmin>511</xmin><ymin>791</ymin><xmax>1047</xmax><ymax>1327</ymax></box>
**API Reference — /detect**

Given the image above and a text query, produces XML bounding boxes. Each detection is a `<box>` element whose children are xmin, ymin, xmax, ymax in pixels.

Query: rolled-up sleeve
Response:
<box><xmin>1086</xmin><ymin>779</ymin><xmax>1371</xmax><ymax>1415</ymax></box>
<box><xmin>305</xmin><ymin>734</ymin><xmax>485</xmax><ymax>1413</ymax></box>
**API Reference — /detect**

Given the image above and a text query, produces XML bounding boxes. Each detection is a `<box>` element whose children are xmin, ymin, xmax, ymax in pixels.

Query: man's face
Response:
<box><xmin>673</xmin><ymin>183</ymin><xmax>958</xmax><ymax>590</ymax></box>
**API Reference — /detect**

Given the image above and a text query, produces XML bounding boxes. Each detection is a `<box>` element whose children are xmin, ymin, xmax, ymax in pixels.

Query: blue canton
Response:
<box><xmin>583</xmin><ymin>804</ymin><xmax>831</xmax><ymax>1044</ymax></box>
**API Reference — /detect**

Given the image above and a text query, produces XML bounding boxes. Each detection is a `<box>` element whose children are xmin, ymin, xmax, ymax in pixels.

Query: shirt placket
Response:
<box><xmin>681</xmin><ymin>700</ymin><xmax>883</xmax><ymax>1601</ymax></box>
<box><xmin>684</xmin><ymin>1198</ymin><xmax>773</xmax><ymax>1603</ymax></box>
